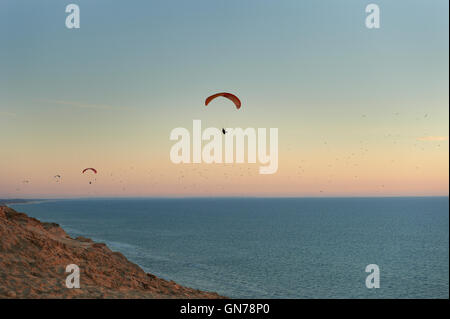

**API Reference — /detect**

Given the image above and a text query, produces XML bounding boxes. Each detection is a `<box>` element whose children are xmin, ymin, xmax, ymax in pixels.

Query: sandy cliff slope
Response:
<box><xmin>0</xmin><ymin>206</ymin><xmax>223</xmax><ymax>299</ymax></box>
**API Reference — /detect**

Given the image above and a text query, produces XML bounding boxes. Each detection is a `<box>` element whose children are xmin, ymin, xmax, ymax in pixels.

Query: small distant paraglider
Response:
<box><xmin>82</xmin><ymin>168</ymin><xmax>97</xmax><ymax>174</ymax></box>
<box><xmin>82</xmin><ymin>168</ymin><xmax>98</xmax><ymax>184</ymax></box>
<box><xmin>54</xmin><ymin>175</ymin><xmax>61</xmax><ymax>183</ymax></box>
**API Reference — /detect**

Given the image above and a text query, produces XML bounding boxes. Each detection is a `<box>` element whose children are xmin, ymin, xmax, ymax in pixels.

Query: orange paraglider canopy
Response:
<box><xmin>205</xmin><ymin>92</ymin><xmax>241</xmax><ymax>109</ymax></box>
<box><xmin>82</xmin><ymin>168</ymin><xmax>97</xmax><ymax>174</ymax></box>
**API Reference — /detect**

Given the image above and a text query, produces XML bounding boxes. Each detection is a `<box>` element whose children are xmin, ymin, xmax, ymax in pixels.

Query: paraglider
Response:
<box><xmin>205</xmin><ymin>92</ymin><xmax>241</xmax><ymax>134</ymax></box>
<box><xmin>205</xmin><ymin>92</ymin><xmax>241</xmax><ymax>109</ymax></box>
<box><xmin>82</xmin><ymin>168</ymin><xmax>97</xmax><ymax>184</ymax></box>
<box><xmin>82</xmin><ymin>168</ymin><xmax>97</xmax><ymax>174</ymax></box>
<box><xmin>54</xmin><ymin>175</ymin><xmax>61</xmax><ymax>183</ymax></box>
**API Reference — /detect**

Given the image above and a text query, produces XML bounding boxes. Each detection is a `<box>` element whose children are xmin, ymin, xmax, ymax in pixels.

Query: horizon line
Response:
<box><xmin>2</xmin><ymin>195</ymin><xmax>449</xmax><ymax>201</ymax></box>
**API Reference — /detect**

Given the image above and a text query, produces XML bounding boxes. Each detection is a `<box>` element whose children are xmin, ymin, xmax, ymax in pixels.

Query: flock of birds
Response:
<box><xmin>14</xmin><ymin>112</ymin><xmax>441</xmax><ymax>195</ymax></box>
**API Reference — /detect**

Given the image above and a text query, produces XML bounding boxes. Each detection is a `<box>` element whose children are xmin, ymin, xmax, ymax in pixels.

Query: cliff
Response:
<box><xmin>0</xmin><ymin>206</ymin><xmax>223</xmax><ymax>299</ymax></box>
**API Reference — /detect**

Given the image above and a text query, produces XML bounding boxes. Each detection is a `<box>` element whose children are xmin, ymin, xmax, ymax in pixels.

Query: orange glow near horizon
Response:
<box><xmin>1</xmin><ymin>135</ymin><xmax>448</xmax><ymax>198</ymax></box>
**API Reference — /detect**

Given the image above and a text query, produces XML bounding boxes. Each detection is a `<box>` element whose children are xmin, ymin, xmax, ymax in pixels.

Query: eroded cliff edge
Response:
<box><xmin>0</xmin><ymin>205</ymin><xmax>223</xmax><ymax>299</ymax></box>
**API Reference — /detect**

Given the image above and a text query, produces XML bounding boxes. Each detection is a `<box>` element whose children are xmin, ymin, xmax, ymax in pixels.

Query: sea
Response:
<box><xmin>10</xmin><ymin>197</ymin><xmax>449</xmax><ymax>298</ymax></box>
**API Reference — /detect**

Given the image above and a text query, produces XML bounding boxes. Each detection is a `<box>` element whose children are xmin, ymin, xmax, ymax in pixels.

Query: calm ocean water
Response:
<box><xmin>11</xmin><ymin>197</ymin><xmax>449</xmax><ymax>298</ymax></box>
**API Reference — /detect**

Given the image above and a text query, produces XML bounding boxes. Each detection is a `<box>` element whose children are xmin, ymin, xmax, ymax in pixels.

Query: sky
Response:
<box><xmin>0</xmin><ymin>0</ymin><xmax>448</xmax><ymax>198</ymax></box>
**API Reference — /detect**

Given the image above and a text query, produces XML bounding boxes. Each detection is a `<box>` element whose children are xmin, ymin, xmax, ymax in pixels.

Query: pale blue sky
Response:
<box><xmin>0</xmin><ymin>0</ymin><xmax>448</xmax><ymax>197</ymax></box>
